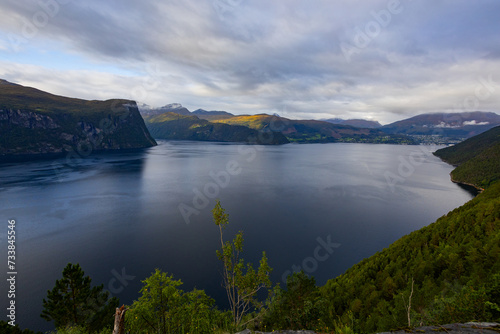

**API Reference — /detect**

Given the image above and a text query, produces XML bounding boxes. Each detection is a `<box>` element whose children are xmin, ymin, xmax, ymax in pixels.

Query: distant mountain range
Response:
<box><xmin>2</xmin><ymin>78</ymin><xmax>499</xmax><ymax>160</ymax></box>
<box><xmin>141</xmin><ymin>105</ymin><xmax>415</xmax><ymax>144</ymax></box>
<box><xmin>192</xmin><ymin>109</ymin><xmax>233</xmax><ymax>117</ymax></box>
<box><xmin>322</xmin><ymin>118</ymin><xmax>382</xmax><ymax>129</ymax></box>
<box><xmin>143</xmin><ymin>112</ymin><xmax>289</xmax><ymax>145</ymax></box>
<box><xmin>0</xmin><ymin>80</ymin><xmax>156</xmax><ymax>161</ymax></box>
<box><xmin>140</xmin><ymin>103</ymin><xmax>191</xmax><ymax>116</ymax></box>
<box><xmin>143</xmin><ymin>104</ymin><xmax>500</xmax><ymax>143</ymax></box>
<box><xmin>381</xmin><ymin>112</ymin><xmax>500</xmax><ymax>139</ymax></box>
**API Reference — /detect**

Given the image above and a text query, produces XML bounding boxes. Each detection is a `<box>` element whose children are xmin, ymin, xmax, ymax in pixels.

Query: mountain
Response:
<box><xmin>192</xmin><ymin>109</ymin><xmax>233</xmax><ymax>116</ymax></box>
<box><xmin>192</xmin><ymin>109</ymin><xmax>235</xmax><ymax>121</ymax></box>
<box><xmin>382</xmin><ymin>112</ymin><xmax>500</xmax><ymax>139</ymax></box>
<box><xmin>320</xmin><ymin>130</ymin><xmax>500</xmax><ymax>333</ymax></box>
<box><xmin>141</xmin><ymin>106</ymin><xmax>235</xmax><ymax>120</ymax></box>
<box><xmin>322</xmin><ymin>118</ymin><xmax>382</xmax><ymax>129</ymax></box>
<box><xmin>0</xmin><ymin>79</ymin><xmax>156</xmax><ymax>161</ymax></box>
<box><xmin>210</xmin><ymin>114</ymin><xmax>415</xmax><ymax>144</ymax></box>
<box><xmin>434</xmin><ymin>126</ymin><xmax>500</xmax><ymax>189</ymax></box>
<box><xmin>141</xmin><ymin>105</ymin><xmax>413</xmax><ymax>144</ymax></box>
<box><xmin>139</xmin><ymin>103</ymin><xmax>191</xmax><ymax>116</ymax></box>
<box><xmin>143</xmin><ymin>112</ymin><xmax>289</xmax><ymax>145</ymax></box>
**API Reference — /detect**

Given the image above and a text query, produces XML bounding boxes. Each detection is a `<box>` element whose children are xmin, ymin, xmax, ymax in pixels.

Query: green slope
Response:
<box><xmin>319</xmin><ymin>129</ymin><xmax>500</xmax><ymax>333</ymax></box>
<box><xmin>434</xmin><ymin>126</ymin><xmax>500</xmax><ymax>189</ymax></box>
<box><xmin>0</xmin><ymin>80</ymin><xmax>156</xmax><ymax>159</ymax></box>
<box><xmin>434</xmin><ymin>126</ymin><xmax>500</xmax><ymax>165</ymax></box>
<box><xmin>211</xmin><ymin>114</ymin><xmax>416</xmax><ymax>144</ymax></box>
<box><xmin>144</xmin><ymin>112</ymin><xmax>289</xmax><ymax>145</ymax></box>
<box><xmin>321</xmin><ymin>183</ymin><xmax>500</xmax><ymax>332</ymax></box>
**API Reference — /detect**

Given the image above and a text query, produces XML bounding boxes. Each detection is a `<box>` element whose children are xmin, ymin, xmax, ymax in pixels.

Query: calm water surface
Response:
<box><xmin>0</xmin><ymin>141</ymin><xmax>474</xmax><ymax>331</ymax></box>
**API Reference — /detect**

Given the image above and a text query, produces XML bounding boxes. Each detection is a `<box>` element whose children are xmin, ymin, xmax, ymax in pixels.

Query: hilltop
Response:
<box><xmin>381</xmin><ymin>112</ymin><xmax>500</xmax><ymax>140</ymax></box>
<box><xmin>0</xmin><ymin>80</ymin><xmax>156</xmax><ymax>161</ymax></box>
<box><xmin>143</xmin><ymin>103</ymin><xmax>500</xmax><ymax>145</ymax></box>
<box><xmin>209</xmin><ymin>114</ymin><xmax>414</xmax><ymax>144</ymax></box>
<box><xmin>144</xmin><ymin>112</ymin><xmax>289</xmax><ymax>145</ymax></box>
<box><xmin>322</xmin><ymin>118</ymin><xmax>382</xmax><ymax>129</ymax></box>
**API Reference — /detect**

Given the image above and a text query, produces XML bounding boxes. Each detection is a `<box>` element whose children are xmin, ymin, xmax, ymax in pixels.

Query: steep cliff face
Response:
<box><xmin>0</xmin><ymin>80</ymin><xmax>156</xmax><ymax>160</ymax></box>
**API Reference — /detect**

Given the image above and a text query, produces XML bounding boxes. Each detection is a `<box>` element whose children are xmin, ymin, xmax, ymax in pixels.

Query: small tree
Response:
<box><xmin>127</xmin><ymin>269</ymin><xmax>183</xmax><ymax>333</ymax></box>
<box><xmin>213</xmin><ymin>200</ymin><xmax>272</xmax><ymax>329</ymax></box>
<box><xmin>263</xmin><ymin>271</ymin><xmax>327</xmax><ymax>330</ymax></box>
<box><xmin>126</xmin><ymin>269</ymin><xmax>219</xmax><ymax>334</ymax></box>
<box><xmin>41</xmin><ymin>263</ymin><xmax>118</xmax><ymax>332</ymax></box>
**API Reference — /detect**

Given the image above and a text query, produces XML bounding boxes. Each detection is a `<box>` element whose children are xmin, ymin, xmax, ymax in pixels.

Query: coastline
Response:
<box><xmin>450</xmin><ymin>177</ymin><xmax>484</xmax><ymax>195</ymax></box>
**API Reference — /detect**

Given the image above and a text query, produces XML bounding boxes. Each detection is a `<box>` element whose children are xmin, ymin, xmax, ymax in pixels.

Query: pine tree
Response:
<box><xmin>41</xmin><ymin>263</ymin><xmax>118</xmax><ymax>331</ymax></box>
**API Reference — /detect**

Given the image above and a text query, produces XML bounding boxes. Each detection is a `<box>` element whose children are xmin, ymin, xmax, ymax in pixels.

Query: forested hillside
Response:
<box><xmin>143</xmin><ymin>112</ymin><xmax>289</xmax><ymax>145</ymax></box>
<box><xmin>434</xmin><ymin>126</ymin><xmax>500</xmax><ymax>189</ymax></box>
<box><xmin>321</xmin><ymin>182</ymin><xmax>500</xmax><ymax>332</ymax></box>
<box><xmin>211</xmin><ymin>114</ymin><xmax>416</xmax><ymax>144</ymax></box>
<box><xmin>319</xmin><ymin>129</ymin><xmax>500</xmax><ymax>333</ymax></box>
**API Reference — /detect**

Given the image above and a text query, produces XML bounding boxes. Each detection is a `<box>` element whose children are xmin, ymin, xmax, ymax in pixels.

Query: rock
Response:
<box><xmin>377</xmin><ymin>322</ymin><xmax>500</xmax><ymax>334</ymax></box>
<box><xmin>0</xmin><ymin>80</ymin><xmax>157</xmax><ymax>161</ymax></box>
<box><xmin>237</xmin><ymin>330</ymin><xmax>317</xmax><ymax>334</ymax></box>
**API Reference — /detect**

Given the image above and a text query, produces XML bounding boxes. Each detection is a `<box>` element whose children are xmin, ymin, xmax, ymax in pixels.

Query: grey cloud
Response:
<box><xmin>0</xmin><ymin>0</ymin><xmax>499</xmax><ymax>122</ymax></box>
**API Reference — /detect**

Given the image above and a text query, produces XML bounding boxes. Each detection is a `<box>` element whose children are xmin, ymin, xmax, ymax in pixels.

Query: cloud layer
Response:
<box><xmin>0</xmin><ymin>0</ymin><xmax>499</xmax><ymax>123</ymax></box>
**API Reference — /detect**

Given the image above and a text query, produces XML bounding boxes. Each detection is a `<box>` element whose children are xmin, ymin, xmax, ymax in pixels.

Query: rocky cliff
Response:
<box><xmin>0</xmin><ymin>80</ymin><xmax>156</xmax><ymax>161</ymax></box>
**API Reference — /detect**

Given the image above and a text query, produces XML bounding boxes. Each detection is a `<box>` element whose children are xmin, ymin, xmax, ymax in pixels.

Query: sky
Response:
<box><xmin>0</xmin><ymin>0</ymin><xmax>499</xmax><ymax>124</ymax></box>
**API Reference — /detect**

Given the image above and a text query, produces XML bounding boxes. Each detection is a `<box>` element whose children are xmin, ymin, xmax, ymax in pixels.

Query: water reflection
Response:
<box><xmin>0</xmin><ymin>142</ymin><xmax>474</xmax><ymax>332</ymax></box>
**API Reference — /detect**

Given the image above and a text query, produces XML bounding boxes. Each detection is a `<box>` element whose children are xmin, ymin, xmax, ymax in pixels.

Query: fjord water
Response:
<box><xmin>1</xmin><ymin>141</ymin><xmax>474</xmax><ymax>331</ymax></box>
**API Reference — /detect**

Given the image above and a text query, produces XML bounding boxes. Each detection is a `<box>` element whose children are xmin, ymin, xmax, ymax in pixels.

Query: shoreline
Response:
<box><xmin>450</xmin><ymin>176</ymin><xmax>484</xmax><ymax>195</ymax></box>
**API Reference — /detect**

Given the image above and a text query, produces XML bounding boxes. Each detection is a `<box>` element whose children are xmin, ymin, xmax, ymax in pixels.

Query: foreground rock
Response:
<box><xmin>378</xmin><ymin>322</ymin><xmax>500</xmax><ymax>334</ymax></box>
<box><xmin>237</xmin><ymin>330</ymin><xmax>316</xmax><ymax>334</ymax></box>
<box><xmin>236</xmin><ymin>323</ymin><xmax>500</xmax><ymax>334</ymax></box>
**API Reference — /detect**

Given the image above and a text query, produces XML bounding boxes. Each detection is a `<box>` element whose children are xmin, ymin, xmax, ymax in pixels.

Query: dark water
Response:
<box><xmin>0</xmin><ymin>141</ymin><xmax>474</xmax><ymax>331</ymax></box>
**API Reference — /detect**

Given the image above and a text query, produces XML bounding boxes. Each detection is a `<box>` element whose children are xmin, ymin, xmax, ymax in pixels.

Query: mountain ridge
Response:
<box><xmin>0</xmin><ymin>79</ymin><xmax>157</xmax><ymax>161</ymax></box>
<box><xmin>140</xmin><ymin>104</ymin><xmax>414</xmax><ymax>144</ymax></box>
<box><xmin>434</xmin><ymin>126</ymin><xmax>500</xmax><ymax>189</ymax></box>
<box><xmin>141</xmin><ymin>102</ymin><xmax>499</xmax><ymax>143</ymax></box>
<box><xmin>382</xmin><ymin>111</ymin><xmax>500</xmax><ymax>139</ymax></box>
<box><xmin>322</xmin><ymin>118</ymin><xmax>382</xmax><ymax>129</ymax></box>
<box><xmin>143</xmin><ymin>112</ymin><xmax>289</xmax><ymax>145</ymax></box>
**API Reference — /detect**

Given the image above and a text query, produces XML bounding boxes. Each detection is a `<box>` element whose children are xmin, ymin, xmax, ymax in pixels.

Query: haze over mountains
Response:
<box><xmin>322</xmin><ymin>118</ymin><xmax>383</xmax><ymax>129</ymax></box>
<box><xmin>2</xmin><ymin>79</ymin><xmax>500</xmax><ymax>161</ymax></box>
<box><xmin>140</xmin><ymin>103</ymin><xmax>415</xmax><ymax>145</ymax></box>
<box><xmin>381</xmin><ymin>112</ymin><xmax>500</xmax><ymax>139</ymax></box>
<box><xmin>141</xmin><ymin>103</ymin><xmax>500</xmax><ymax>142</ymax></box>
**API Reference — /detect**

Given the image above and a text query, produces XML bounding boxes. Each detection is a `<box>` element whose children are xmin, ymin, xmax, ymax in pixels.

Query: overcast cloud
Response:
<box><xmin>0</xmin><ymin>0</ymin><xmax>499</xmax><ymax>123</ymax></box>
